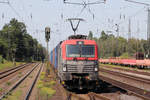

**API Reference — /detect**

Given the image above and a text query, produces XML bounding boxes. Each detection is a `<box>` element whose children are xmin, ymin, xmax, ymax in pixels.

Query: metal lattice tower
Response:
<box><xmin>147</xmin><ymin>8</ymin><xmax>150</xmax><ymax>41</ymax></box>
<box><xmin>148</xmin><ymin>8</ymin><xmax>150</xmax><ymax>58</ymax></box>
<box><xmin>125</xmin><ymin>0</ymin><xmax>150</xmax><ymax>58</ymax></box>
<box><xmin>125</xmin><ymin>0</ymin><xmax>150</xmax><ymax>41</ymax></box>
<box><xmin>128</xmin><ymin>18</ymin><xmax>131</xmax><ymax>40</ymax></box>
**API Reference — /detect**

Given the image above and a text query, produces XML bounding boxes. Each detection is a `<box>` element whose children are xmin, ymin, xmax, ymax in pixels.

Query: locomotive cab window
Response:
<box><xmin>66</xmin><ymin>45</ymin><xmax>80</xmax><ymax>57</ymax></box>
<box><xmin>66</xmin><ymin>45</ymin><xmax>95</xmax><ymax>57</ymax></box>
<box><xmin>81</xmin><ymin>45</ymin><xmax>95</xmax><ymax>57</ymax></box>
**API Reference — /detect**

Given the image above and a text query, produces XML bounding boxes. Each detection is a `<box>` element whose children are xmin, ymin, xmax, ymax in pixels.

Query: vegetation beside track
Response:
<box><xmin>0</xmin><ymin>18</ymin><xmax>47</xmax><ymax>62</ymax></box>
<box><xmin>0</xmin><ymin>61</ymin><xmax>25</xmax><ymax>71</ymax></box>
<box><xmin>36</xmin><ymin>64</ymin><xmax>56</xmax><ymax>100</ymax></box>
<box><xmin>100</xmin><ymin>63</ymin><xmax>134</xmax><ymax>69</ymax></box>
<box><xmin>3</xmin><ymin>90</ymin><xmax>22</xmax><ymax>100</ymax></box>
<box><xmin>88</xmin><ymin>31</ymin><xmax>150</xmax><ymax>58</ymax></box>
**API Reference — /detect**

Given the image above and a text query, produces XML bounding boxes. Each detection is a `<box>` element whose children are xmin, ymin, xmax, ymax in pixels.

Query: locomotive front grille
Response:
<box><xmin>67</xmin><ymin>65</ymin><xmax>78</xmax><ymax>72</ymax></box>
<box><xmin>83</xmin><ymin>66</ymin><xmax>94</xmax><ymax>72</ymax></box>
<box><xmin>67</xmin><ymin>65</ymin><xmax>94</xmax><ymax>73</ymax></box>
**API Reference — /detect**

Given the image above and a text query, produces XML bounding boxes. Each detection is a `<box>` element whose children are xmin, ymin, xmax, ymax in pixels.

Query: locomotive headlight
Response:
<box><xmin>63</xmin><ymin>64</ymin><xmax>67</xmax><ymax>72</ymax></box>
<box><xmin>94</xmin><ymin>67</ymin><xmax>98</xmax><ymax>72</ymax></box>
<box><xmin>63</xmin><ymin>67</ymin><xmax>67</xmax><ymax>72</ymax></box>
<box><xmin>94</xmin><ymin>61</ymin><xmax>99</xmax><ymax>71</ymax></box>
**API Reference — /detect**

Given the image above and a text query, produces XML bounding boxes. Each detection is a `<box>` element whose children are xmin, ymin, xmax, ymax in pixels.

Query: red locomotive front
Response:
<box><xmin>61</xmin><ymin>39</ymin><xmax>98</xmax><ymax>61</ymax></box>
<box><xmin>50</xmin><ymin>35</ymin><xmax>101</xmax><ymax>90</ymax></box>
<box><xmin>58</xmin><ymin>36</ymin><xmax>100</xmax><ymax>89</ymax></box>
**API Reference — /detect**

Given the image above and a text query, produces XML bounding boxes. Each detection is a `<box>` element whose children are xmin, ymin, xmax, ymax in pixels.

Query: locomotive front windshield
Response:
<box><xmin>66</xmin><ymin>45</ymin><xmax>95</xmax><ymax>57</ymax></box>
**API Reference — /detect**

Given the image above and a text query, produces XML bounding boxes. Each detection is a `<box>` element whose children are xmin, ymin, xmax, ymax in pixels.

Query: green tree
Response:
<box><xmin>90</xmin><ymin>30</ymin><xmax>148</xmax><ymax>59</ymax></box>
<box><xmin>88</xmin><ymin>31</ymin><xmax>93</xmax><ymax>40</ymax></box>
<box><xmin>100</xmin><ymin>30</ymin><xmax>108</xmax><ymax>40</ymax></box>
<box><xmin>0</xmin><ymin>18</ymin><xmax>46</xmax><ymax>62</ymax></box>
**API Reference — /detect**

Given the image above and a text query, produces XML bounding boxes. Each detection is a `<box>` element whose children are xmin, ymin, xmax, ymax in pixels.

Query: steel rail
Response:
<box><xmin>66</xmin><ymin>92</ymin><xmax>86</xmax><ymax>100</ymax></box>
<box><xmin>100</xmin><ymin>68</ymin><xmax>150</xmax><ymax>84</ymax></box>
<box><xmin>66</xmin><ymin>93</ymin><xmax>72</xmax><ymax>100</ymax></box>
<box><xmin>51</xmin><ymin>63</ymin><xmax>103</xmax><ymax>100</ymax></box>
<box><xmin>100</xmin><ymin>75</ymin><xmax>150</xmax><ymax>100</ymax></box>
<box><xmin>0</xmin><ymin>63</ymin><xmax>30</xmax><ymax>75</ymax></box>
<box><xmin>0</xmin><ymin>63</ymin><xmax>40</xmax><ymax>100</ymax></box>
<box><xmin>100</xmin><ymin>65</ymin><xmax>150</xmax><ymax>76</ymax></box>
<box><xmin>88</xmin><ymin>93</ymin><xmax>95</xmax><ymax>100</ymax></box>
<box><xmin>67</xmin><ymin>92</ymin><xmax>110</xmax><ymax>100</ymax></box>
<box><xmin>0</xmin><ymin>63</ymin><xmax>32</xmax><ymax>79</ymax></box>
<box><xmin>89</xmin><ymin>92</ymin><xmax>110</xmax><ymax>100</ymax></box>
<box><xmin>24</xmin><ymin>63</ymin><xmax>43</xmax><ymax>100</ymax></box>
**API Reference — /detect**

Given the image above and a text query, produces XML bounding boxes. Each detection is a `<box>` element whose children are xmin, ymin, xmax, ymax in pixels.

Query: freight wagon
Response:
<box><xmin>99</xmin><ymin>58</ymin><xmax>150</xmax><ymax>69</ymax></box>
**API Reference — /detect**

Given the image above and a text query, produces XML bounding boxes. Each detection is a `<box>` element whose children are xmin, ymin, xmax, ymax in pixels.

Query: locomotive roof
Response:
<box><xmin>61</xmin><ymin>39</ymin><xmax>97</xmax><ymax>45</ymax></box>
<box><xmin>68</xmin><ymin>34</ymin><xmax>87</xmax><ymax>39</ymax></box>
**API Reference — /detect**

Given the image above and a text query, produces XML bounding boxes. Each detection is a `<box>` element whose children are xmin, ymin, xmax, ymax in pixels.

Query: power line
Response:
<box><xmin>111</xmin><ymin>7</ymin><xmax>145</xmax><ymax>28</ymax></box>
<box><xmin>4</xmin><ymin>0</ymin><xmax>24</xmax><ymax>21</ymax></box>
<box><xmin>125</xmin><ymin>0</ymin><xmax>150</xmax><ymax>6</ymax></box>
<box><xmin>0</xmin><ymin>0</ymin><xmax>9</xmax><ymax>4</ymax></box>
<box><xmin>7</xmin><ymin>2</ymin><xmax>21</xmax><ymax>18</ymax></box>
<box><xmin>64</xmin><ymin>0</ymin><xmax>106</xmax><ymax>19</ymax></box>
<box><xmin>64</xmin><ymin>0</ymin><xmax>106</xmax><ymax>5</ymax></box>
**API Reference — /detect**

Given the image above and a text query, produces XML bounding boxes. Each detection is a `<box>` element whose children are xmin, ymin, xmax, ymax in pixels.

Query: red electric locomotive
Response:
<box><xmin>50</xmin><ymin>35</ymin><xmax>101</xmax><ymax>90</ymax></box>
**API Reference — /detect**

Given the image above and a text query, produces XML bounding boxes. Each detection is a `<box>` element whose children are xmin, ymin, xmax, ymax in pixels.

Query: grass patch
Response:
<box><xmin>0</xmin><ymin>88</ymin><xmax>3</xmax><ymax>92</ymax></box>
<box><xmin>37</xmin><ymin>71</ymin><xmax>56</xmax><ymax>99</ymax></box>
<box><xmin>101</xmin><ymin>63</ymin><xmax>132</xmax><ymax>69</ymax></box>
<box><xmin>3</xmin><ymin>90</ymin><xmax>22</xmax><ymax>100</ymax></box>
<box><xmin>18</xmin><ymin>75</ymin><xmax>22</xmax><ymax>78</ymax></box>
<box><xmin>19</xmin><ymin>84</ymin><xmax>27</xmax><ymax>88</ymax></box>
<box><xmin>40</xmin><ymin>87</ymin><xmax>56</xmax><ymax>98</ymax></box>
<box><xmin>29</xmin><ymin>75</ymin><xmax>33</xmax><ymax>78</ymax></box>
<box><xmin>18</xmin><ymin>72</ymin><xmax>22</xmax><ymax>78</ymax></box>
<box><xmin>6</xmin><ymin>82</ymin><xmax>11</xmax><ymax>86</ymax></box>
<box><xmin>0</xmin><ymin>61</ymin><xmax>25</xmax><ymax>71</ymax></box>
<box><xmin>40</xmin><ymin>72</ymin><xmax>45</xmax><ymax>80</ymax></box>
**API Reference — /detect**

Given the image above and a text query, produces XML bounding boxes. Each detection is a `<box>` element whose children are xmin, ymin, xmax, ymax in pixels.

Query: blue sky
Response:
<box><xmin>0</xmin><ymin>0</ymin><xmax>150</xmax><ymax>51</ymax></box>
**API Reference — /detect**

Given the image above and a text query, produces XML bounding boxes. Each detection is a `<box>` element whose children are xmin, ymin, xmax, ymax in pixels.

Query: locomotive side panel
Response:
<box><xmin>50</xmin><ymin>51</ymin><xmax>53</xmax><ymax>65</ymax></box>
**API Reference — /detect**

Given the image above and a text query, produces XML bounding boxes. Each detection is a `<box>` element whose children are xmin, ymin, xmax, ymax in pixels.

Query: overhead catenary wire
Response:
<box><xmin>64</xmin><ymin>0</ymin><xmax>106</xmax><ymax>19</ymax></box>
<box><xmin>110</xmin><ymin>7</ymin><xmax>146</xmax><ymax>30</ymax></box>
<box><xmin>64</xmin><ymin>0</ymin><xmax>106</xmax><ymax>5</ymax></box>
<box><xmin>6</xmin><ymin>0</ymin><xmax>24</xmax><ymax>22</ymax></box>
<box><xmin>0</xmin><ymin>0</ymin><xmax>10</xmax><ymax>3</ymax></box>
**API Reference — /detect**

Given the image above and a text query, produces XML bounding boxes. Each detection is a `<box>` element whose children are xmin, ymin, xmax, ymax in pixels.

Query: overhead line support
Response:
<box><xmin>0</xmin><ymin>1</ymin><xmax>9</xmax><ymax>4</ymax></box>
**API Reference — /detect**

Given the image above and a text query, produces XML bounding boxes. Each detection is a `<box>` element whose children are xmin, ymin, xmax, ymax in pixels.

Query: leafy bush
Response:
<box><xmin>120</xmin><ymin>52</ymin><xmax>131</xmax><ymax>59</ymax></box>
<box><xmin>0</xmin><ymin>55</ymin><xmax>4</xmax><ymax>63</ymax></box>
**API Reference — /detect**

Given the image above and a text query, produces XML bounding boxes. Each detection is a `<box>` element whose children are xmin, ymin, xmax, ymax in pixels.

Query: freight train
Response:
<box><xmin>50</xmin><ymin>35</ymin><xmax>101</xmax><ymax>90</ymax></box>
<box><xmin>99</xmin><ymin>58</ymin><xmax>150</xmax><ymax>69</ymax></box>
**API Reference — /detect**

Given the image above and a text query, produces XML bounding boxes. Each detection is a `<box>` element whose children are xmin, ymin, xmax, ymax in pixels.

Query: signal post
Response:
<box><xmin>45</xmin><ymin>27</ymin><xmax>50</xmax><ymax>73</ymax></box>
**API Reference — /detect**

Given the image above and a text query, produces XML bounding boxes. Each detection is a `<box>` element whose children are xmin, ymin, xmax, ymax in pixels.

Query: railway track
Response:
<box><xmin>54</xmin><ymin>69</ymin><xmax>110</xmax><ymax>100</ymax></box>
<box><xmin>100</xmin><ymin>68</ymin><xmax>150</xmax><ymax>85</ymax></box>
<box><xmin>50</xmin><ymin>63</ymin><xmax>111</xmax><ymax>100</ymax></box>
<box><xmin>0</xmin><ymin>63</ymin><xmax>37</xmax><ymax>97</ymax></box>
<box><xmin>0</xmin><ymin>63</ymin><xmax>42</xmax><ymax>100</ymax></box>
<box><xmin>101</xmin><ymin>64</ymin><xmax>150</xmax><ymax>76</ymax></box>
<box><xmin>24</xmin><ymin>63</ymin><xmax>43</xmax><ymax>100</ymax></box>
<box><xmin>99</xmin><ymin>71</ymin><xmax>150</xmax><ymax>100</ymax></box>
<box><xmin>66</xmin><ymin>92</ymin><xmax>111</xmax><ymax>100</ymax></box>
<box><xmin>0</xmin><ymin>63</ymin><xmax>32</xmax><ymax>79</ymax></box>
